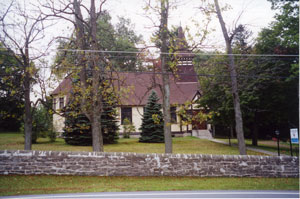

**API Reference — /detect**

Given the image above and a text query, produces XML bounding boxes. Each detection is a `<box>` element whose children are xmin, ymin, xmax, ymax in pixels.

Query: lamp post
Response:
<box><xmin>275</xmin><ymin>130</ymin><xmax>280</xmax><ymax>156</ymax></box>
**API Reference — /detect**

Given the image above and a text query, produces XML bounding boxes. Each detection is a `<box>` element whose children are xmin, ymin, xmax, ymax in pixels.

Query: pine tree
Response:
<box><xmin>63</xmin><ymin>106</ymin><xmax>92</xmax><ymax>146</ymax></box>
<box><xmin>139</xmin><ymin>91</ymin><xmax>164</xmax><ymax>143</ymax></box>
<box><xmin>101</xmin><ymin>101</ymin><xmax>119</xmax><ymax>144</ymax></box>
<box><xmin>63</xmin><ymin>94</ymin><xmax>119</xmax><ymax>146</ymax></box>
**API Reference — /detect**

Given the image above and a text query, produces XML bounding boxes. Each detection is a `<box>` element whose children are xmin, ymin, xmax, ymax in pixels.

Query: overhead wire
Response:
<box><xmin>0</xmin><ymin>69</ymin><xmax>297</xmax><ymax>80</ymax></box>
<box><xmin>0</xmin><ymin>46</ymin><xmax>298</xmax><ymax>57</ymax></box>
<box><xmin>0</xmin><ymin>49</ymin><xmax>298</xmax><ymax>80</ymax></box>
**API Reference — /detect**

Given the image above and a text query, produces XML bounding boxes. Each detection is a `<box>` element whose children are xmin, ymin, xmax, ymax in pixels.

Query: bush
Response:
<box><xmin>20</xmin><ymin>104</ymin><xmax>55</xmax><ymax>143</ymax></box>
<box><xmin>48</xmin><ymin>131</ymin><xmax>57</xmax><ymax>142</ymax></box>
<box><xmin>123</xmin><ymin>118</ymin><xmax>135</xmax><ymax>138</ymax></box>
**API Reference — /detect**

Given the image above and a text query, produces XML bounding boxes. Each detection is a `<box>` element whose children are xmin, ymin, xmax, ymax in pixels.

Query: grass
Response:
<box><xmin>0</xmin><ymin>133</ymin><xmax>298</xmax><ymax>196</ymax></box>
<box><xmin>0</xmin><ymin>175</ymin><xmax>298</xmax><ymax>196</ymax></box>
<box><xmin>216</xmin><ymin>138</ymin><xmax>299</xmax><ymax>156</ymax></box>
<box><xmin>0</xmin><ymin>132</ymin><xmax>264</xmax><ymax>155</ymax></box>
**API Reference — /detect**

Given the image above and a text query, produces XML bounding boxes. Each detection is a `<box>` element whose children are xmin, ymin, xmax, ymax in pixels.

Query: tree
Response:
<box><xmin>21</xmin><ymin>103</ymin><xmax>55</xmax><ymax>143</ymax></box>
<box><xmin>195</xmin><ymin>52</ymin><xmax>236</xmax><ymax>139</ymax></box>
<box><xmin>63</xmin><ymin>75</ymin><xmax>119</xmax><ymax>145</ymax></box>
<box><xmin>196</xmin><ymin>0</ymin><xmax>298</xmax><ymax>146</ymax></box>
<box><xmin>160</xmin><ymin>0</ymin><xmax>172</xmax><ymax>152</ymax></box>
<box><xmin>44</xmin><ymin>0</ymin><xmax>141</xmax><ymax>151</ymax></box>
<box><xmin>0</xmin><ymin>1</ymin><xmax>50</xmax><ymax>150</ymax></box>
<box><xmin>63</xmin><ymin>104</ymin><xmax>119</xmax><ymax>145</ymax></box>
<box><xmin>52</xmin><ymin>11</ymin><xmax>143</xmax><ymax>78</ymax></box>
<box><xmin>63</xmin><ymin>86</ymin><xmax>119</xmax><ymax>145</ymax></box>
<box><xmin>139</xmin><ymin>91</ymin><xmax>164</xmax><ymax>143</ymax></box>
<box><xmin>253</xmin><ymin>0</ymin><xmax>299</xmax><ymax>139</ymax></box>
<box><xmin>64</xmin><ymin>112</ymin><xmax>92</xmax><ymax>146</ymax></box>
<box><xmin>108</xmin><ymin>16</ymin><xmax>143</xmax><ymax>71</ymax></box>
<box><xmin>212</xmin><ymin>0</ymin><xmax>247</xmax><ymax>155</ymax></box>
<box><xmin>0</xmin><ymin>44</ymin><xmax>24</xmax><ymax>131</ymax></box>
<box><xmin>143</xmin><ymin>0</ymin><xmax>173</xmax><ymax>152</ymax></box>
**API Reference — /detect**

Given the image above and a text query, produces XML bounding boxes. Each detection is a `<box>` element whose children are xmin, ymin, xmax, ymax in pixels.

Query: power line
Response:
<box><xmin>53</xmin><ymin>48</ymin><xmax>300</xmax><ymax>57</ymax></box>
<box><xmin>0</xmin><ymin>47</ymin><xmax>298</xmax><ymax>57</ymax></box>
<box><xmin>0</xmin><ymin>70</ymin><xmax>296</xmax><ymax>80</ymax></box>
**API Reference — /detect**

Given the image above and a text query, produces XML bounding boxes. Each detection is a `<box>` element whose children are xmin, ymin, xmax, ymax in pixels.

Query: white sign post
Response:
<box><xmin>290</xmin><ymin>128</ymin><xmax>299</xmax><ymax>144</ymax></box>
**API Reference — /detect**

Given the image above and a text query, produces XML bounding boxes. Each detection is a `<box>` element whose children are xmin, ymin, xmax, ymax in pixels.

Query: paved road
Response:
<box><xmin>1</xmin><ymin>191</ymin><xmax>299</xmax><ymax>199</ymax></box>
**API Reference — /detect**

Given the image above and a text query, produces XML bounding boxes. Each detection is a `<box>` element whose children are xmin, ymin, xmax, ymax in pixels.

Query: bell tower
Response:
<box><xmin>174</xmin><ymin>26</ymin><xmax>197</xmax><ymax>83</ymax></box>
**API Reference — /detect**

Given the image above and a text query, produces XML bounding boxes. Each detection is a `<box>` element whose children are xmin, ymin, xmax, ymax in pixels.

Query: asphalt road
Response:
<box><xmin>1</xmin><ymin>190</ymin><xmax>299</xmax><ymax>199</ymax></box>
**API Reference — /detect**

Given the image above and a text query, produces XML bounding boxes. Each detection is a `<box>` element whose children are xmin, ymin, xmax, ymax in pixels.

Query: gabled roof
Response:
<box><xmin>52</xmin><ymin>76</ymin><xmax>72</xmax><ymax>96</ymax></box>
<box><xmin>52</xmin><ymin>71</ymin><xmax>200</xmax><ymax>106</ymax></box>
<box><xmin>115</xmin><ymin>72</ymin><xmax>200</xmax><ymax>106</ymax></box>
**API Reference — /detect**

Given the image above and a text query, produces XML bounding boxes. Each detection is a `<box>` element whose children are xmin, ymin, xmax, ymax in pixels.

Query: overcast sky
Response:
<box><xmin>0</xmin><ymin>0</ymin><xmax>277</xmax><ymax>56</ymax></box>
<box><xmin>105</xmin><ymin>0</ymin><xmax>277</xmax><ymax>49</ymax></box>
<box><xmin>36</xmin><ymin>0</ymin><xmax>277</xmax><ymax>54</ymax></box>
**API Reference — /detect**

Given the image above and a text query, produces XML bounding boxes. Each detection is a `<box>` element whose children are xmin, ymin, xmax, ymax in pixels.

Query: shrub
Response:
<box><xmin>123</xmin><ymin>118</ymin><xmax>135</xmax><ymax>138</ymax></box>
<box><xmin>20</xmin><ymin>104</ymin><xmax>55</xmax><ymax>143</ymax></box>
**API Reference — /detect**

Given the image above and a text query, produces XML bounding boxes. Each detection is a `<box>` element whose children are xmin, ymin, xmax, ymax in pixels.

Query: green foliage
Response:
<box><xmin>194</xmin><ymin>51</ymin><xmax>235</xmax><ymax>134</ymax></box>
<box><xmin>253</xmin><ymin>0</ymin><xmax>299</xmax><ymax>137</ymax></box>
<box><xmin>63</xmin><ymin>111</ymin><xmax>92</xmax><ymax>146</ymax></box>
<box><xmin>0</xmin><ymin>44</ymin><xmax>24</xmax><ymax>131</ymax></box>
<box><xmin>52</xmin><ymin>11</ymin><xmax>143</xmax><ymax>78</ymax></box>
<box><xmin>139</xmin><ymin>91</ymin><xmax>164</xmax><ymax>143</ymax></box>
<box><xmin>20</xmin><ymin>104</ymin><xmax>55</xmax><ymax>143</ymax></box>
<box><xmin>122</xmin><ymin>118</ymin><xmax>135</xmax><ymax>138</ymax></box>
<box><xmin>63</xmin><ymin>93</ymin><xmax>119</xmax><ymax>146</ymax></box>
<box><xmin>102</xmin><ymin>102</ymin><xmax>120</xmax><ymax>143</ymax></box>
<box><xmin>195</xmin><ymin>2</ymin><xmax>299</xmax><ymax>139</ymax></box>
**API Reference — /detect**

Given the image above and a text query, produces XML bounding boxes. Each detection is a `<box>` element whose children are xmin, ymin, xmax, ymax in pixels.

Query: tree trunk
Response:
<box><xmin>73</xmin><ymin>0</ymin><xmax>105</xmax><ymax>152</ymax></box>
<box><xmin>252</xmin><ymin>113</ymin><xmax>258</xmax><ymax>146</ymax></box>
<box><xmin>230</xmin><ymin>124</ymin><xmax>234</xmax><ymax>138</ymax></box>
<box><xmin>214</xmin><ymin>0</ymin><xmax>247</xmax><ymax>155</ymax></box>
<box><xmin>24</xmin><ymin>73</ymin><xmax>32</xmax><ymax>150</ymax></box>
<box><xmin>91</xmin><ymin>115</ymin><xmax>103</xmax><ymax>152</ymax></box>
<box><xmin>90</xmin><ymin>0</ymin><xmax>104</xmax><ymax>152</ymax></box>
<box><xmin>160</xmin><ymin>0</ymin><xmax>172</xmax><ymax>153</ymax></box>
<box><xmin>24</xmin><ymin>45</ymin><xmax>32</xmax><ymax>150</ymax></box>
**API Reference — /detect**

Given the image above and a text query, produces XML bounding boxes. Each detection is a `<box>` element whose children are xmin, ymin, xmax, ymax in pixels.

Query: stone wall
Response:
<box><xmin>0</xmin><ymin>150</ymin><xmax>298</xmax><ymax>177</ymax></box>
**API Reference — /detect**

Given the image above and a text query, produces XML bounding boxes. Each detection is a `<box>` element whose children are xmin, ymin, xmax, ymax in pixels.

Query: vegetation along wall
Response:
<box><xmin>0</xmin><ymin>150</ymin><xmax>298</xmax><ymax>177</ymax></box>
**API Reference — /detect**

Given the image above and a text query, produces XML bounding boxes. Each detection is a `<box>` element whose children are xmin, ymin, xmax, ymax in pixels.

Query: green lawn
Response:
<box><xmin>216</xmin><ymin>138</ymin><xmax>299</xmax><ymax>156</ymax></box>
<box><xmin>0</xmin><ymin>175</ymin><xmax>298</xmax><ymax>196</ymax></box>
<box><xmin>0</xmin><ymin>132</ymin><xmax>264</xmax><ymax>155</ymax></box>
<box><xmin>0</xmin><ymin>133</ymin><xmax>298</xmax><ymax>196</ymax></box>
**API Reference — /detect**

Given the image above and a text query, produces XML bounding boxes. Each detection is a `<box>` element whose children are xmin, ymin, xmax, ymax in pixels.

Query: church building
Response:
<box><xmin>52</xmin><ymin>27</ymin><xmax>212</xmax><ymax>138</ymax></box>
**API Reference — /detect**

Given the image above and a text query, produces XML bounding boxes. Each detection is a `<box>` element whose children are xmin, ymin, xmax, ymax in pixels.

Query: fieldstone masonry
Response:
<box><xmin>0</xmin><ymin>150</ymin><xmax>298</xmax><ymax>177</ymax></box>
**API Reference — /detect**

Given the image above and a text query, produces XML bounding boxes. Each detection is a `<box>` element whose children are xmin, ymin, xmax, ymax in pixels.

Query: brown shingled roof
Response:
<box><xmin>52</xmin><ymin>71</ymin><xmax>200</xmax><ymax>106</ymax></box>
<box><xmin>115</xmin><ymin>72</ymin><xmax>199</xmax><ymax>106</ymax></box>
<box><xmin>51</xmin><ymin>76</ymin><xmax>72</xmax><ymax>96</ymax></box>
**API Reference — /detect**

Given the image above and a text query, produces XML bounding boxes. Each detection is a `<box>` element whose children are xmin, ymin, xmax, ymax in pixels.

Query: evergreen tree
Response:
<box><xmin>101</xmin><ymin>101</ymin><xmax>119</xmax><ymax>144</ymax></box>
<box><xmin>139</xmin><ymin>91</ymin><xmax>164</xmax><ymax>143</ymax></box>
<box><xmin>63</xmin><ymin>105</ymin><xmax>92</xmax><ymax>146</ymax></box>
<box><xmin>63</xmin><ymin>87</ymin><xmax>119</xmax><ymax>146</ymax></box>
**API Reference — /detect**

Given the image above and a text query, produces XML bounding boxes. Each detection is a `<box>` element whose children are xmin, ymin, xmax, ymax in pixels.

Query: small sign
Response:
<box><xmin>290</xmin><ymin>128</ymin><xmax>299</xmax><ymax>144</ymax></box>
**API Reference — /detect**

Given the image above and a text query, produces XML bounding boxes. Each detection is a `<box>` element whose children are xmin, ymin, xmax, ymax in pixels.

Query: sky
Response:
<box><xmin>104</xmin><ymin>0</ymin><xmax>277</xmax><ymax>50</ymax></box>
<box><xmin>0</xmin><ymin>0</ymin><xmax>277</xmax><ymax>58</ymax></box>
<box><xmin>38</xmin><ymin>0</ymin><xmax>277</xmax><ymax>54</ymax></box>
